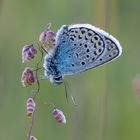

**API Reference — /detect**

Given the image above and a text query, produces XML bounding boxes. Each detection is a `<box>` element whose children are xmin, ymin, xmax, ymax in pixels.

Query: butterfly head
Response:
<box><xmin>49</xmin><ymin>75</ymin><xmax>63</xmax><ymax>85</ymax></box>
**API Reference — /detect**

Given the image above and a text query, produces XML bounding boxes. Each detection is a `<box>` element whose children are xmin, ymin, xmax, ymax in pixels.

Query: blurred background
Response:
<box><xmin>0</xmin><ymin>0</ymin><xmax>140</xmax><ymax>140</ymax></box>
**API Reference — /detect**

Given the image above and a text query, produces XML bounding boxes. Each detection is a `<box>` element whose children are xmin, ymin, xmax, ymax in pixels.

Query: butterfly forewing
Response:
<box><xmin>55</xmin><ymin>24</ymin><xmax>122</xmax><ymax>76</ymax></box>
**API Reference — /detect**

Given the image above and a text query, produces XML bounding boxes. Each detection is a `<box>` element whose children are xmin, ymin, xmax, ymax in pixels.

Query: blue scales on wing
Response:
<box><xmin>52</xmin><ymin>24</ymin><xmax>122</xmax><ymax>76</ymax></box>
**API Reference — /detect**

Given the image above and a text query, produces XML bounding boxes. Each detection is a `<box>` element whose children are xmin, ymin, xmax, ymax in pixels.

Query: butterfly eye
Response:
<box><xmin>54</xmin><ymin>76</ymin><xmax>62</xmax><ymax>81</ymax></box>
<box><xmin>51</xmin><ymin>76</ymin><xmax>63</xmax><ymax>84</ymax></box>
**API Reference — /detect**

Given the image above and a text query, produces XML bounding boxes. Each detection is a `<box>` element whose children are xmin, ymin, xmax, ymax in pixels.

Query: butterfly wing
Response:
<box><xmin>54</xmin><ymin>24</ymin><xmax>122</xmax><ymax>76</ymax></box>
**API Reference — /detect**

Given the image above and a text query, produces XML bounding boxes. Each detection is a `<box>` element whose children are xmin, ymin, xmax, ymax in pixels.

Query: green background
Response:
<box><xmin>0</xmin><ymin>0</ymin><xmax>140</xmax><ymax>140</ymax></box>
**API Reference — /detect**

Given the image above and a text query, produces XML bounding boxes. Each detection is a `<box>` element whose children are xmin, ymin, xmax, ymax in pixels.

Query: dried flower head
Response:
<box><xmin>21</xmin><ymin>67</ymin><xmax>36</xmax><ymax>87</ymax></box>
<box><xmin>22</xmin><ymin>44</ymin><xmax>37</xmax><ymax>63</ymax></box>
<box><xmin>26</xmin><ymin>98</ymin><xmax>36</xmax><ymax>117</ymax></box>
<box><xmin>29</xmin><ymin>135</ymin><xmax>37</xmax><ymax>140</ymax></box>
<box><xmin>39</xmin><ymin>29</ymin><xmax>56</xmax><ymax>50</ymax></box>
<box><xmin>52</xmin><ymin>108</ymin><xmax>66</xmax><ymax>124</ymax></box>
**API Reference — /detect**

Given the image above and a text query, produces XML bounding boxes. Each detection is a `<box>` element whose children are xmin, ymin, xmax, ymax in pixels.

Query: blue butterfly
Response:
<box><xmin>44</xmin><ymin>24</ymin><xmax>122</xmax><ymax>84</ymax></box>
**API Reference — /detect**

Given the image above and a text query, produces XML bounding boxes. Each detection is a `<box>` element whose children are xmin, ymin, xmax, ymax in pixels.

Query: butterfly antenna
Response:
<box><xmin>40</xmin><ymin>45</ymin><xmax>48</xmax><ymax>54</ymax></box>
<box><xmin>33</xmin><ymin>67</ymin><xmax>43</xmax><ymax>72</ymax></box>
<box><xmin>71</xmin><ymin>94</ymin><xmax>78</xmax><ymax>106</ymax></box>
<box><xmin>63</xmin><ymin>80</ymin><xmax>69</xmax><ymax>103</ymax></box>
<box><xmin>63</xmin><ymin>80</ymin><xmax>78</xmax><ymax>106</ymax></box>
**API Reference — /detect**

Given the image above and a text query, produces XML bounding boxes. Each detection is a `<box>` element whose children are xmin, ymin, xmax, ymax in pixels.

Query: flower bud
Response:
<box><xmin>21</xmin><ymin>67</ymin><xmax>36</xmax><ymax>87</ymax></box>
<box><xmin>29</xmin><ymin>135</ymin><xmax>37</xmax><ymax>140</ymax></box>
<box><xmin>22</xmin><ymin>44</ymin><xmax>37</xmax><ymax>63</ymax></box>
<box><xmin>26</xmin><ymin>98</ymin><xmax>36</xmax><ymax>117</ymax></box>
<box><xmin>52</xmin><ymin>108</ymin><xmax>66</xmax><ymax>124</ymax></box>
<box><xmin>39</xmin><ymin>30</ymin><xmax>56</xmax><ymax>50</ymax></box>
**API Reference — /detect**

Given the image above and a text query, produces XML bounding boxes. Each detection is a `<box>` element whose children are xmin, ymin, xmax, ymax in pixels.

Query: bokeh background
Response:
<box><xmin>0</xmin><ymin>0</ymin><xmax>140</xmax><ymax>140</ymax></box>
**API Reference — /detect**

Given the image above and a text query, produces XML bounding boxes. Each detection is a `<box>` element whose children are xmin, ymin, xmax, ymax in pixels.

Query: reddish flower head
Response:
<box><xmin>52</xmin><ymin>108</ymin><xmax>66</xmax><ymax>124</ymax></box>
<box><xmin>39</xmin><ymin>30</ymin><xmax>56</xmax><ymax>50</ymax></box>
<box><xmin>22</xmin><ymin>44</ymin><xmax>37</xmax><ymax>63</ymax></box>
<box><xmin>26</xmin><ymin>98</ymin><xmax>36</xmax><ymax>117</ymax></box>
<box><xmin>29</xmin><ymin>135</ymin><xmax>37</xmax><ymax>140</ymax></box>
<box><xmin>21</xmin><ymin>67</ymin><xmax>36</xmax><ymax>87</ymax></box>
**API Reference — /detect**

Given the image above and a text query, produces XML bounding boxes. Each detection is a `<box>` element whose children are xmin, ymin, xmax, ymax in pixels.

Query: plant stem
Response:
<box><xmin>27</xmin><ymin>111</ymin><xmax>35</xmax><ymax>140</ymax></box>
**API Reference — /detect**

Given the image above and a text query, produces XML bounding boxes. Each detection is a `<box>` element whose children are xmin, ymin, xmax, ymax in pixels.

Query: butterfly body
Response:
<box><xmin>44</xmin><ymin>24</ymin><xmax>122</xmax><ymax>84</ymax></box>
